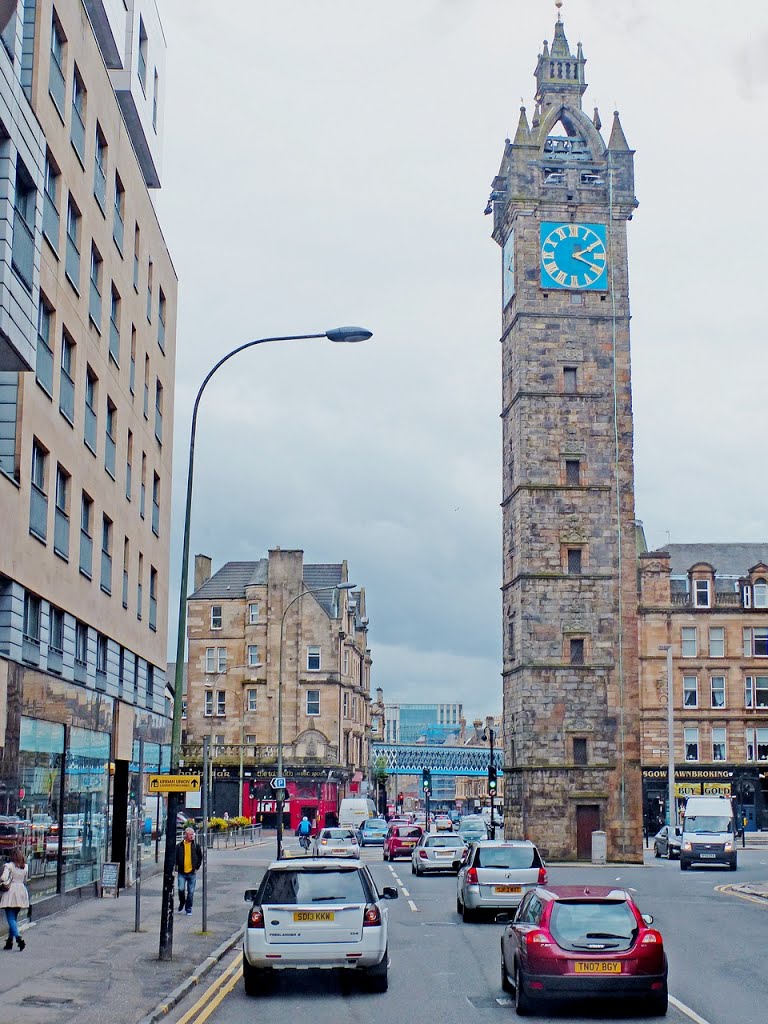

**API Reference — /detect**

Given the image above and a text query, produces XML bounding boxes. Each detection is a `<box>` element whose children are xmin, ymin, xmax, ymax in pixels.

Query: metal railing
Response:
<box><xmin>180</xmin><ymin>741</ymin><xmax>340</xmax><ymax>767</ymax></box>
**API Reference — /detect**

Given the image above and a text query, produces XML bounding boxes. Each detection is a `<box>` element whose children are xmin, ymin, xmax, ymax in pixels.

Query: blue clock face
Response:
<box><xmin>540</xmin><ymin>222</ymin><xmax>608</xmax><ymax>290</ymax></box>
<box><xmin>502</xmin><ymin>229</ymin><xmax>515</xmax><ymax>306</ymax></box>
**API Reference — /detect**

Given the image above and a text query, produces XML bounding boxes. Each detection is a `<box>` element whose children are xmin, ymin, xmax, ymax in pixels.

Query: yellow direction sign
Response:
<box><xmin>148</xmin><ymin>774</ymin><xmax>201</xmax><ymax>793</ymax></box>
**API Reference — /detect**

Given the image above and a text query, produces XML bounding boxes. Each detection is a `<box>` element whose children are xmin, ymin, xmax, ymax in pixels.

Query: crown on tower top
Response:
<box><xmin>535</xmin><ymin>9</ymin><xmax>587</xmax><ymax>110</ymax></box>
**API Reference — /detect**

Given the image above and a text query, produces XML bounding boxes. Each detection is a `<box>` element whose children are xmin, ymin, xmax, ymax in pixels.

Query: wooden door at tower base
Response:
<box><xmin>576</xmin><ymin>805</ymin><xmax>600</xmax><ymax>859</ymax></box>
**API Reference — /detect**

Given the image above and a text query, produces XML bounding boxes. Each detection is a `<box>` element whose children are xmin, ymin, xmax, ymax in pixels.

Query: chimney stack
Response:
<box><xmin>194</xmin><ymin>554</ymin><xmax>212</xmax><ymax>592</ymax></box>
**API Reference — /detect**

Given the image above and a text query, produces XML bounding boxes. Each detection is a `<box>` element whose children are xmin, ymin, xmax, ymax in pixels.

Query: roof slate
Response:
<box><xmin>665</xmin><ymin>543</ymin><xmax>768</xmax><ymax>578</ymax></box>
<box><xmin>189</xmin><ymin>560</ymin><xmax>344</xmax><ymax>616</ymax></box>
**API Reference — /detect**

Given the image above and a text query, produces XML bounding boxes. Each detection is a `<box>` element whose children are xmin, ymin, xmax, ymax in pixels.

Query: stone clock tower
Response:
<box><xmin>490</xmin><ymin>9</ymin><xmax>643</xmax><ymax>862</ymax></box>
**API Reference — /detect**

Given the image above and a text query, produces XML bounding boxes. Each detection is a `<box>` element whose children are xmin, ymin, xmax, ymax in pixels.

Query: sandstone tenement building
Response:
<box><xmin>489</xmin><ymin>12</ymin><xmax>643</xmax><ymax>861</ymax></box>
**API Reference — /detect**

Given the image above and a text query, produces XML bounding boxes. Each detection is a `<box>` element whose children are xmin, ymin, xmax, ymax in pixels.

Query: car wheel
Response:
<box><xmin>411</xmin><ymin>862</ymin><xmax>416</xmax><ymax>874</ymax></box>
<box><xmin>514</xmin><ymin>964</ymin><xmax>533</xmax><ymax>1016</ymax></box>
<box><xmin>500</xmin><ymin>945</ymin><xmax>513</xmax><ymax>994</ymax></box>
<box><xmin>461</xmin><ymin>902</ymin><xmax>475</xmax><ymax>923</ymax></box>
<box><xmin>654</xmin><ymin>844</ymin><xmax>660</xmax><ymax>858</ymax></box>
<box><xmin>680</xmin><ymin>859</ymin><xmax>690</xmax><ymax>871</ymax></box>
<box><xmin>456</xmin><ymin>895</ymin><xmax>462</xmax><ymax>914</ymax></box>
<box><xmin>242</xmin><ymin>955</ymin><xmax>269</xmax><ymax>997</ymax></box>
<box><xmin>365</xmin><ymin>950</ymin><xmax>388</xmax><ymax>992</ymax></box>
<box><xmin>646</xmin><ymin>981</ymin><xmax>668</xmax><ymax>1016</ymax></box>
<box><xmin>383</xmin><ymin>850</ymin><xmax>388</xmax><ymax>861</ymax></box>
<box><xmin>730</xmin><ymin>859</ymin><xmax>738</xmax><ymax>871</ymax></box>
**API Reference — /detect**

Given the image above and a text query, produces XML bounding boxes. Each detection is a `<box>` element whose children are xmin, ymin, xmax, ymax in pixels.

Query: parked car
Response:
<box><xmin>653</xmin><ymin>825</ymin><xmax>682</xmax><ymax>860</ymax></box>
<box><xmin>457</xmin><ymin>840</ymin><xmax>546</xmax><ymax>921</ymax></box>
<box><xmin>411</xmin><ymin>834</ymin><xmax>467</xmax><ymax>875</ymax></box>
<box><xmin>383</xmin><ymin>824</ymin><xmax>423</xmax><ymax>861</ymax></box>
<box><xmin>500</xmin><ymin>884</ymin><xmax>668</xmax><ymax>1016</ymax></box>
<box><xmin>313</xmin><ymin>828</ymin><xmax>360</xmax><ymax>859</ymax></box>
<box><xmin>457</xmin><ymin>815</ymin><xmax>488</xmax><ymax>844</ymax></box>
<box><xmin>243</xmin><ymin>859</ymin><xmax>398</xmax><ymax>993</ymax></box>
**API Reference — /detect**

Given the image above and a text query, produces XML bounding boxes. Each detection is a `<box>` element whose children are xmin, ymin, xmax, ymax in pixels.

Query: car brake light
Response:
<box><xmin>419</xmin><ymin>850</ymin><xmax>428</xmax><ymax>859</ymax></box>
<box><xmin>466</xmin><ymin>867</ymin><xmax>478</xmax><ymax>884</ymax></box>
<box><xmin>321</xmin><ymin>839</ymin><xmax>327</xmax><ymax>845</ymax></box>
<box><xmin>248</xmin><ymin>906</ymin><xmax>265</xmax><ymax>929</ymax></box>
<box><xmin>363</xmin><ymin>904</ymin><xmax>381</xmax><ymax>926</ymax></box>
<box><xmin>537</xmin><ymin>867</ymin><xmax>547</xmax><ymax>884</ymax></box>
<box><xmin>641</xmin><ymin>930</ymin><xmax>662</xmax><ymax>945</ymax></box>
<box><xmin>525</xmin><ymin>929</ymin><xmax>549</xmax><ymax>946</ymax></box>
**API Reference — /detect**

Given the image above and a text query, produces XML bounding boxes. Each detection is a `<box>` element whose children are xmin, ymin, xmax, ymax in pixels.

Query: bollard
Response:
<box><xmin>591</xmin><ymin>830</ymin><xmax>607</xmax><ymax>865</ymax></box>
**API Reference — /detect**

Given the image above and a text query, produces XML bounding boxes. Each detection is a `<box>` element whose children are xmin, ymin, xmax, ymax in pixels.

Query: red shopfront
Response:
<box><xmin>243</xmin><ymin>778</ymin><xmax>340</xmax><ymax>831</ymax></box>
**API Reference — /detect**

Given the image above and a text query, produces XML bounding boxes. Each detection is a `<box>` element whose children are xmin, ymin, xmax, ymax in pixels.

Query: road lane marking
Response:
<box><xmin>669</xmin><ymin>995</ymin><xmax>714</xmax><ymax>1024</ymax></box>
<box><xmin>175</xmin><ymin>952</ymin><xmax>241</xmax><ymax>1024</ymax></box>
<box><xmin>400</xmin><ymin>887</ymin><xmax>410</xmax><ymax>897</ymax></box>
<box><xmin>407</xmin><ymin>899</ymin><xmax>418</xmax><ymax>912</ymax></box>
<box><xmin>715</xmin><ymin>883</ymin><xmax>768</xmax><ymax>906</ymax></box>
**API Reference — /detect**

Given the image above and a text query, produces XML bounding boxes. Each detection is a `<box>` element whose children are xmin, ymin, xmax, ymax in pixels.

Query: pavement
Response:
<box><xmin>0</xmin><ymin>831</ymin><xmax>279</xmax><ymax>1024</ymax></box>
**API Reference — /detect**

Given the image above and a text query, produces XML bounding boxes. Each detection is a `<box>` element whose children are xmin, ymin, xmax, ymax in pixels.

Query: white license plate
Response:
<box><xmin>436</xmin><ymin>851</ymin><xmax>453</xmax><ymax>858</ymax></box>
<box><xmin>701</xmin><ymin>853</ymin><xmax>716</xmax><ymax>859</ymax></box>
<box><xmin>332</xmin><ymin>848</ymin><xmax>347</xmax><ymax>854</ymax></box>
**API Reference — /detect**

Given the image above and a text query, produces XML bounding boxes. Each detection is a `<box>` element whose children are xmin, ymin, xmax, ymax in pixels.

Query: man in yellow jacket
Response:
<box><xmin>174</xmin><ymin>827</ymin><xmax>203</xmax><ymax>914</ymax></box>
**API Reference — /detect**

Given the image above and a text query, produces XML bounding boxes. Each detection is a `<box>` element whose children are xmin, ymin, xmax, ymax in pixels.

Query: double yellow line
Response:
<box><xmin>175</xmin><ymin>952</ymin><xmax>242</xmax><ymax>1024</ymax></box>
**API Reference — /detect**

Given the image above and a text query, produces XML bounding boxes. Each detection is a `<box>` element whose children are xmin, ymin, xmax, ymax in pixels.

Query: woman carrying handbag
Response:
<box><xmin>1</xmin><ymin>847</ymin><xmax>30</xmax><ymax>951</ymax></box>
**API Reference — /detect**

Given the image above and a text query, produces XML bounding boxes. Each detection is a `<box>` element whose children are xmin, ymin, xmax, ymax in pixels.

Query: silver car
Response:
<box><xmin>456</xmin><ymin>840</ymin><xmax>546</xmax><ymax>921</ymax></box>
<box><xmin>312</xmin><ymin>827</ymin><xmax>360</xmax><ymax>859</ymax></box>
<box><xmin>411</xmin><ymin>833</ymin><xmax>467</xmax><ymax>875</ymax></box>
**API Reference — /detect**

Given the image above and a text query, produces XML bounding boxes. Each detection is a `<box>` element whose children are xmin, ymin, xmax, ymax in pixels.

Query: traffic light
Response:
<box><xmin>488</xmin><ymin>764</ymin><xmax>498</xmax><ymax>794</ymax></box>
<box><xmin>422</xmin><ymin>768</ymin><xmax>431</xmax><ymax>793</ymax></box>
<box><xmin>398</xmin><ymin>791</ymin><xmax>404</xmax><ymax>806</ymax></box>
<box><xmin>249</xmin><ymin>781</ymin><xmax>257</xmax><ymax>799</ymax></box>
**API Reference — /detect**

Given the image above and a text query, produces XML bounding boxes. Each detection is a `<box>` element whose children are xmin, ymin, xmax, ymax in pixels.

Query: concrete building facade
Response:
<box><xmin>183</xmin><ymin>550</ymin><xmax>373</xmax><ymax>828</ymax></box>
<box><xmin>0</xmin><ymin>0</ymin><xmax>175</xmax><ymax>907</ymax></box>
<box><xmin>490</xmin><ymin>13</ymin><xmax>643</xmax><ymax>861</ymax></box>
<box><xmin>639</xmin><ymin>543</ymin><xmax>768</xmax><ymax>833</ymax></box>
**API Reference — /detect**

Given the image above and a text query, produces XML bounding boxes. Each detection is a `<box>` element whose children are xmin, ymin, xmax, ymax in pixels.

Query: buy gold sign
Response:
<box><xmin>674</xmin><ymin>783</ymin><xmax>701</xmax><ymax>798</ymax></box>
<box><xmin>704</xmin><ymin>783</ymin><xmax>732</xmax><ymax>797</ymax></box>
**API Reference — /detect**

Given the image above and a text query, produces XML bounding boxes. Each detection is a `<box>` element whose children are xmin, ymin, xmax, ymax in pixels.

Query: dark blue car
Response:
<box><xmin>357</xmin><ymin>818</ymin><xmax>389</xmax><ymax>847</ymax></box>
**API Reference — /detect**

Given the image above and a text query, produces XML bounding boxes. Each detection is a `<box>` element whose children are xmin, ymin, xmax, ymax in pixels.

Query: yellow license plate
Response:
<box><xmin>574</xmin><ymin>961</ymin><xmax>621</xmax><ymax>974</ymax></box>
<box><xmin>494</xmin><ymin>885</ymin><xmax>522</xmax><ymax>894</ymax></box>
<box><xmin>293</xmin><ymin>911</ymin><xmax>335</xmax><ymax>922</ymax></box>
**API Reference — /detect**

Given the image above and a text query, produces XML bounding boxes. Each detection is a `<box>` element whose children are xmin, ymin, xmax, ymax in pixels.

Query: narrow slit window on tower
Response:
<box><xmin>567</xmin><ymin>548</ymin><xmax>582</xmax><ymax>574</ymax></box>
<box><xmin>565</xmin><ymin>459</ymin><xmax>581</xmax><ymax>486</ymax></box>
<box><xmin>569</xmin><ymin>638</ymin><xmax>585</xmax><ymax>665</ymax></box>
<box><xmin>563</xmin><ymin>367</ymin><xmax>577</xmax><ymax>392</ymax></box>
<box><xmin>573</xmin><ymin>737</ymin><xmax>588</xmax><ymax>765</ymax></box>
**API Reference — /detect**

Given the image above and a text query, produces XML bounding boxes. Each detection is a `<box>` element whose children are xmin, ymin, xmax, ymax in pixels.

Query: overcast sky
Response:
<box><xmin>154</xmin><ymin>1</ymin><xmax>768</xmax><ymax>720</ymax></box>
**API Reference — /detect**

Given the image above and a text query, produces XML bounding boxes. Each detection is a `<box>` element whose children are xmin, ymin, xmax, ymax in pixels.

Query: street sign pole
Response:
<box><xmin>135</xmin><ymin>737</ymin><xmax>143</xmax><ymax>933</ymax></box>
<box><xmin>202</xmin><ymin>736</ymin><xmax>209</xmax><ymax>933</ymax></box>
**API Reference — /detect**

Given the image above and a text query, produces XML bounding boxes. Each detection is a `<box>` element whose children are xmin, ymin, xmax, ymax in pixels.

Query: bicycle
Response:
<box><xmin>299</xmin><ymin>833</ymin><xmax>311</xmax><ymax>853</ymax></box>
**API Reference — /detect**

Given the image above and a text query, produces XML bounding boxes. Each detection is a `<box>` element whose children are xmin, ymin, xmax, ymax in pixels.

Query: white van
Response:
<box><xmin>680</xmin><ymin>795</ymin><xmax>736</xmax><ymax>871</ymax></box>
<box><xmin>339</xmin><ymin>798</ymin><xmax>377</xmax><ymax>829</ymax></box>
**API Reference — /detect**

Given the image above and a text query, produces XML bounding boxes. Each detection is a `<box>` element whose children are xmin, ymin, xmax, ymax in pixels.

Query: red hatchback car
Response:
<box><xmin>383</xmin><ymin>824</ymin><xmax>423</xmax><ymax>861</ymax></box>
<box><xmin>500</xmin><ymin>885</ymin><xmax>668</xmax><ymax>1016</ymax></box>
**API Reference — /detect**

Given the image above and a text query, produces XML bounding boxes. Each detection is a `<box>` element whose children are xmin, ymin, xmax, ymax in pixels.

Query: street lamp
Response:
<box><xmin>659</xmin><ymin>644</ymin><xmax>675</xmax><ymax>826</ymax></box>
<box><xmin>276</xmin><ymin>581</ymin><xmax>356</xmax><ymax>860</ymax></box>
<box><xmin>159</xmin><ymin>326</ymin><xmax>372</xmax><ymax>961</ymax></box>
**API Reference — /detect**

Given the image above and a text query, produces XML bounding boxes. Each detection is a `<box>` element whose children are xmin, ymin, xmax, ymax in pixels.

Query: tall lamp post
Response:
<box><xmin>159</xmin><ymin>326</ymin><xmax>372</xmax><ymax>961</ymax></box>
<box><xmin>659</xmin><ymin>644</ymin><xmax>675</xmax><ymax>826</ymax></box>
<box><xmin>275</xmin><ymin>581</ymin><xmax>356</xmax><ymax>860</ymax></box>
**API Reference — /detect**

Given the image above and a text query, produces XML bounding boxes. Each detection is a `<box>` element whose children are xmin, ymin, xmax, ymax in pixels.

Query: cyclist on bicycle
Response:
<box><xmin>298</xmin><ymin>816</ymin><xmax>312</xmax><ymax>851</ymax></box>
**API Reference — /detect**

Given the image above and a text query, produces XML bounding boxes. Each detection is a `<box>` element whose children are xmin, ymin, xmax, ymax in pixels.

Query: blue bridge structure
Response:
<box><xmin>371</xmin><ymin>743</ymin><xmax>503</xmax><ymax>777</ymax></box>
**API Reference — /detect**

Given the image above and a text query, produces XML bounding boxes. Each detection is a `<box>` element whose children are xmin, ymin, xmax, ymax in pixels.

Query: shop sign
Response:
<box><xmin>704</xmin><ymin>782</ymin><xmax>732</xmax><ymax>797</ymax></box>
<box><xmin>674</xmin><ymin>782</ymin><xmax>701</xmax><ymax>798</ymax></box>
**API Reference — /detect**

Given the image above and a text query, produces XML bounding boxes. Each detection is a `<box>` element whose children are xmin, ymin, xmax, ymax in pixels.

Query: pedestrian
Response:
<box><xmin>174</xmin><ymin>826</ymin><xmax>202</xmax><ymax>915</ymax></box>
<box><xmin>1</xmin><ymin>847</ymin><xmax>29</xmax><ymax>951</ymax></box>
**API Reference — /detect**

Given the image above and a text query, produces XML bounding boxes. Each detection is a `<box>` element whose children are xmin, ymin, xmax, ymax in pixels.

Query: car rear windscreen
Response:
<box><xmin>260</xmin><ymin>869</ymin><xmax>368</xmax><ymax>905</ymax></box>
<box><xmin>426</xmin><ymin>836</ymin><xmax>463</xmax><ymax>847</ymax></box>
<box><xmin>476</xmin><ymin>847</ymin><xmax>541</xmax><ymax>868</ymax></box>
<box><xmin>395</xmin><ymin>827</ymin><xmax>422</xmax><ymax>838</ymax></box>
<box><xmin>549</xmin><ymin>900</ymin><xmax>637</xmax><ymax>951</ymax></box>
<box><xmin>322</xmin><ymin>829</ymin><xmax>355</xmax><ymax>839</ymax></box>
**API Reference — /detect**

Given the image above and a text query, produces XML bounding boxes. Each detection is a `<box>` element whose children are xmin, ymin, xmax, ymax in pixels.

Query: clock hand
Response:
<box><xmin>572</xmin><ymin>253</ymin><xmax>603</xmax><ymax>273</ymax></box>
<box><xmin>580</xmin><ymin>239</ymin><xmax>602</xmax><ymax>254</ymax></box>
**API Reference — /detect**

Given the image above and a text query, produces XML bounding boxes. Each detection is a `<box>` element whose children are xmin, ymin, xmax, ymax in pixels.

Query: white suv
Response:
<box><xmin>243</xmin><ymin>859</ymin><xmax>398</xmax><ymax>993</ymax></box>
